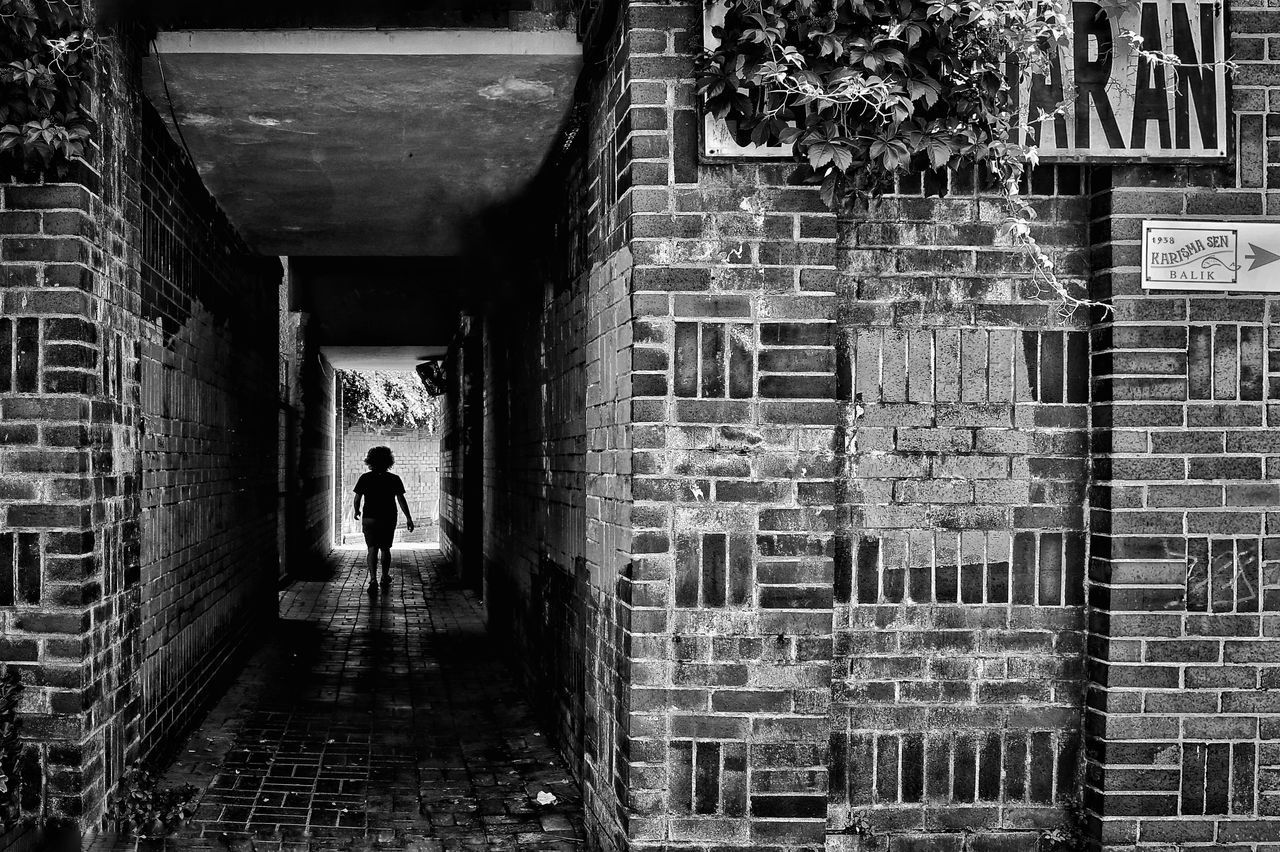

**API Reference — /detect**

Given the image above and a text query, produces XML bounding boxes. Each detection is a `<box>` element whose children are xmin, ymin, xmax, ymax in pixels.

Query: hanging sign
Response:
<box><xmin>1143</xmin><ymin>221</ymin><xmax>1280</xmax><ymax>292</ymax></box>
<box><xmin>703</xmin><ymin>0</ymin><xmax>1228</xmax><ymax>162</ymax></box>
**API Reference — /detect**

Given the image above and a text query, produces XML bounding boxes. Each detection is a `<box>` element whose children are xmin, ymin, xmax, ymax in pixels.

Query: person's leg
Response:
<box><xmin>380</xmin><ymin>547</ymin><xmax>391</xmax><ymax>580</ymax></box>
<box><xmin>365</xmin><ymin>546</ymin><xmax>378</xmax><ymax>589</ymax></box>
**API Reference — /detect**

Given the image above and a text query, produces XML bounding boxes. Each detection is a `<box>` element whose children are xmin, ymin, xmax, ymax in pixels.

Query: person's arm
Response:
<box><xmin>397</xmin><ymin>493</ymin><xmax>414</xmax><ymax>532</ymax></box>
<box><xmin>353</xmin><ymin>493</ymin><xmax>362</xmax><ymax>521</ymax></box>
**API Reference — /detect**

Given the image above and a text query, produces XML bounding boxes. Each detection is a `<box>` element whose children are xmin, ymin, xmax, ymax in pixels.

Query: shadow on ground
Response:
<box><xmin>89</xmin><ymin>549</ymin><xmax>585</xmax><ymax>852</ymax></box>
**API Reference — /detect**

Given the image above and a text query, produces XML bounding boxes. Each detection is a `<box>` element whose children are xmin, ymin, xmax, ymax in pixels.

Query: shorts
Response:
<box><xmin>362</xmin><ymin>518</ymin><xmax>396</xmax><ymax>549</ymax></box>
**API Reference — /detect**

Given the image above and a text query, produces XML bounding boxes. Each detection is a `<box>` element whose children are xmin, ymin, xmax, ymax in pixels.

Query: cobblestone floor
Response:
<box><xmin>94</xmin><ymin>547</ymin><xmax>584</xmax><ymax>852</ymax></box>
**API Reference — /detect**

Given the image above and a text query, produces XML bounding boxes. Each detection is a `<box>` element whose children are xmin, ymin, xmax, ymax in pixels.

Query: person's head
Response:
<box><xmin>365</xmin><ymin>446</ymin><xmax>394</xmax><ymax>472</ymax></box>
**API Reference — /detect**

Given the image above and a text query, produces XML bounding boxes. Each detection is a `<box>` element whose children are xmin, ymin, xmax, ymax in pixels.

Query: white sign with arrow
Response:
<box><xmin>1142</xmin><ymin>220</ymin><xmax>1280</xmax><ymax>293</ymax></box>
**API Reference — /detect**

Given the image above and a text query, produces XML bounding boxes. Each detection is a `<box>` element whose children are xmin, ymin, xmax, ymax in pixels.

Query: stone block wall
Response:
<box><xmin>0</xmin><ymin>28</ymin><xmax>280</xmax><ymax>840</ymax></box>
<box><xmin>339</xmin><ymin>417</ymin><xmax>439</xmax><ymax>545</ymax></box>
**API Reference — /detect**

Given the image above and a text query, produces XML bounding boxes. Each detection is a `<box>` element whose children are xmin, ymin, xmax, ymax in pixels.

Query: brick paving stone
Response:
<box><xmin>91</xmin><ymin>548</ymin><xmax>585</xmax><ymax>852</ymax></box>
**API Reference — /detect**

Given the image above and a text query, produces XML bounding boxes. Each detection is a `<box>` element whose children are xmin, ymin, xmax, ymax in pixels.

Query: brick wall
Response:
<box><xmin>464</xmin><ymin>4</ymin><xmax>1091</xmax><ymax>849</ymax></box>
<box><xmin>440</xmin><ymin>321</ymin><xmax>483</xmax><ymax>586</ymax></box>
<box><xmin>0</xmin><ymin>180</ymin><xmax>109</xmax><ymax>841</ymax></box>
<box><xmin>291</xmin><ymin>342</ymin><xmax>336</xmax><ymax>571</ymax></box>
<box><xmin>623</xmin><ymin>4</ymin><xmax>837</xmax><ymax>846</ymax></box>
<box><xmin>451</xmin><ymin>8</ymin><xmax>635</xmax><ymax>849</ymax></box>
<box><xmin>339</xmin><ymin>416</ymin><xmax>439</xmax><ymax>545</ymax></box>
<box><xmin>598</xmin><ymin>2</ymin><xmax>1280</xmax><ymax>848</ymax></box>
<box><xmin>0</xmin><ymin>27</ymin><xmax>280</xmax><ymax>839</ymax></box>
<box><xmin>276</xmin><ymin>261</ymin><xmax>333</xmax><ymax>576</ymax></box>
<box><xmin>580</xmin><ymin>247</ymin><xmax>634</xmax><ymax>852</ymax></box>
<box><xmin>439</xmin><ymin>342</ymin><xmax>462</xmax><ymax>566</ymax></box>
<box><xmin>1084</xmin><ymin>4</ymin><xmax>1280</xmax><ymax>845</ymax></box>
<box><xmin>832</xmin><ymin>173</ymin><xmax>1090</xmax><ymax>846</ymax></box>
<box><xmin>133</xmin><ymin>104</ymin><xmax>280</xmax><ymax>772</ymax></box>
<box><xmin>622</xmin><ymin>2</ymin><xmax>1095</xmax><ymax>849</ymax></box>
<box><xmin>474</xmin><ymin>251</ymin><xmax>634</xmax><ymax>852</ymax></box>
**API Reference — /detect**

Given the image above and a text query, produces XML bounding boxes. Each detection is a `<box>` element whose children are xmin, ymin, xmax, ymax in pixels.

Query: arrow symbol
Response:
<box><xmin>1245</xmin><ymin>243</ymin><xmax>1280</xmax><ymax>271</ymax></box>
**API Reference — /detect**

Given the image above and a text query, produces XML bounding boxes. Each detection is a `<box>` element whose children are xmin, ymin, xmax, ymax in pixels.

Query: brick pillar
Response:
<box><xmin>1086</xmin><ymin>166</ymin><xmax>1280</xmax><ymax>846</ymax></box>
<box><xmin>628</xmin><ymin>212</ymin><xmax>837</xmax><ymax>849</ymax></box>
<box><xmin>625</xmin><ymin>5</ymin><xmax>838</xmax><ymax>845</ymax></box>
<box><xmin>1081</xmin><ymin>8</ymin><xmax>1280</xmax><ymax>843</ymax></box>
<box><xmin>0</xmin><ymin>182</ymin><xmax>117</xmax><ymax>834</ymax></box>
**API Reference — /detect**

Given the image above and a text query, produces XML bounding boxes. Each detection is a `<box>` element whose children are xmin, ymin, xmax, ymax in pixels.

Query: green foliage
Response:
<box><xmin>340</xmin><ymin>370</ymin><xmax>442</xmax><ymax>431</ymax></box>
<box><xmin>845</xmin><ymin>812</ymin><xmax>873</xmax><ymax>835</ymax></box>
<box><xmin>107</xmin><ymin>765</ymin><xmax>198</xmax><ymax>838</ymax></box>
<box><xmin>0</xmin><ymin>668</ymin><xmax>21</xmax><ymax>830</ymax></box>
<box><xmin>0</xmin><ymin>0</ymin><xmax>95</xmax><ymax>175</ymax></box>
<box><xmin>1039</xmin><ymin>798</ymin><xmax>1087</xmax><ymax>852</ymax></box>
<box><xmin>695</xmin><ymin>0</ymin><xmax>1114</xmax><ymax>311</ymax></box>
<box><xmin>697</xmin><ymin>0</ymin><xmax>1066</xmax><ymax>206</ymax></box>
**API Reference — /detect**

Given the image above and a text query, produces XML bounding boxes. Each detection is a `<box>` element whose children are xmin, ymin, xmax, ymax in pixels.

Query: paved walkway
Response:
<box><xmin>97</xmin><ymin>548</ymin><xmax>584</xmax><ymax>851</ymax></box>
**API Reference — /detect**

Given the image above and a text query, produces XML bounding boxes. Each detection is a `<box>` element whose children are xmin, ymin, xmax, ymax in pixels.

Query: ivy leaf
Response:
<box><xmin>869</xmin><ymin>134</ymin><xmax>912</xmax><ymax>171</ymax></box>
<box><xmin>926</xmin><ymin>136</ymin><xmax>955</xmax><ymax>169</ymax></box>
<box><xmin>814</xmin><ymin>33</ymin><xmax>843</xmax><ymax>59</ymax></box>
<box><xmin>778</xmin><ymin>125</ymin><xmax>805</xmax><ymax>144</ymax></box>
<box><xmin>906</xmin><ymin>76</ymin><xmax>941</xmax><ymax>106</ymax></box>
<box><xmin>750</xmin><ymin>115</ymin><xmax>790</xmax><ymax>145</ymax></box>
<box><xmin>807</xmin><ymin>140</ymin><xmax>853</xmax><ymax>172</ymax></box>
<box><xmin>780</xmin><ymin>45</ymin><xmax>806</xmax><ymax>66</ymax></box>
<box><xmin>755</xmin><ymin>60</ymin><xmax>792</xmax><ymax>84</ymax></box>
<box><xmin>819</xmin><ymin>171</ymin><xmax>839</xmax><ymax>209</ymax></box>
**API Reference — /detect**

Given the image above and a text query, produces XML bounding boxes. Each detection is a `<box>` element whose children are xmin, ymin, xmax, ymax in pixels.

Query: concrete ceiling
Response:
<box><xmin>142</xmin><ymin>29</ymin><xmax>581</xmax><ymax>256</ymax></box>
<box><xmin>142</xmin><ymin>0</ymin><xmax>577</xmax><ymax>30</ymax></box>
<box><xmin>291</xmin><ymin>257</ymin><xmax>469</xmax><ymax>350</ymax></box>
<box><xmin>322</xmin><ymin>345</ymin><xmax>448</xmax><ymax>372</ymax></box>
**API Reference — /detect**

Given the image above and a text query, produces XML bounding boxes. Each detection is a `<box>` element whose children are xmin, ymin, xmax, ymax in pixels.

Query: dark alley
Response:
<box><xmin>1</xmin><ymin>1</ymin><xmax>1280</xmax><ymax>850</ymax></box>
<box><xmin>91</xmin><ymin>549</ymin><xmax>584</xmax><ymax>851</ymax></box>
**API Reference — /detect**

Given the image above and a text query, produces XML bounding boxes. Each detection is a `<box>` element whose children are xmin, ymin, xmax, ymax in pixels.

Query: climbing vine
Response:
<box><xmin>106</xmin><ymin>765</ymin><xmax>198</xmax><ymax>838</ymax></box>
<box><xmin>0</xmin><ymin>0</ymin><xmax>94</xmax><ymax>176</ymax></box>
<box><xmin>0</xmin><ymin>668</ymin><xmax>21</xmax><ymax>831</ymax></box>
<box><xmin>696</xmin><ymin>0</ymin><xmax>1081</xmax><ymax>305</ymax></box>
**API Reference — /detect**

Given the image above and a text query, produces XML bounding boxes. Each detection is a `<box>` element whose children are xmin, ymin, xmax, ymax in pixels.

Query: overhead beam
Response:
<box><xmin>153</xmin><ymin>28</ymin><xmax>582</xmax><ymax>56</ymax></box>
<box><xmin>321</xmin><ymin>346</ymin><xmax>449</xmax><ymax>372</ymax></box>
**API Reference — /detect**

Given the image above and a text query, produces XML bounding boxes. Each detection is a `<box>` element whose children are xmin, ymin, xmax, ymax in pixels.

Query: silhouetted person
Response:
<box><xmin>353</xmin><ymin>446</ymin><xmax>414</xmax><ymax>593</ymax></box>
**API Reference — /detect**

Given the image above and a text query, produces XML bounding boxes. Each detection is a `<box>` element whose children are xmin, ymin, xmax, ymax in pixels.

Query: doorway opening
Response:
<box><xmin>335</xmin><ymin>368</ymin><xmax>444</xmax><ymax>549</ymax></box>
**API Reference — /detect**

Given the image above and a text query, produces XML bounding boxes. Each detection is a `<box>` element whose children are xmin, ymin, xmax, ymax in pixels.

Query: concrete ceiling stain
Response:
<box><xmin>142</xmin><ymin>48</ymin><xmax>580</xmax><ymax>255</ymax></box>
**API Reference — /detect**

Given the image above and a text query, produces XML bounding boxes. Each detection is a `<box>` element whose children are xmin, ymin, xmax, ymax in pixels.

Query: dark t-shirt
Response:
<box><xmin>354</xmin><ymin>471</ymin><xmax>405</xmax><ymax>521</ymax></box>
